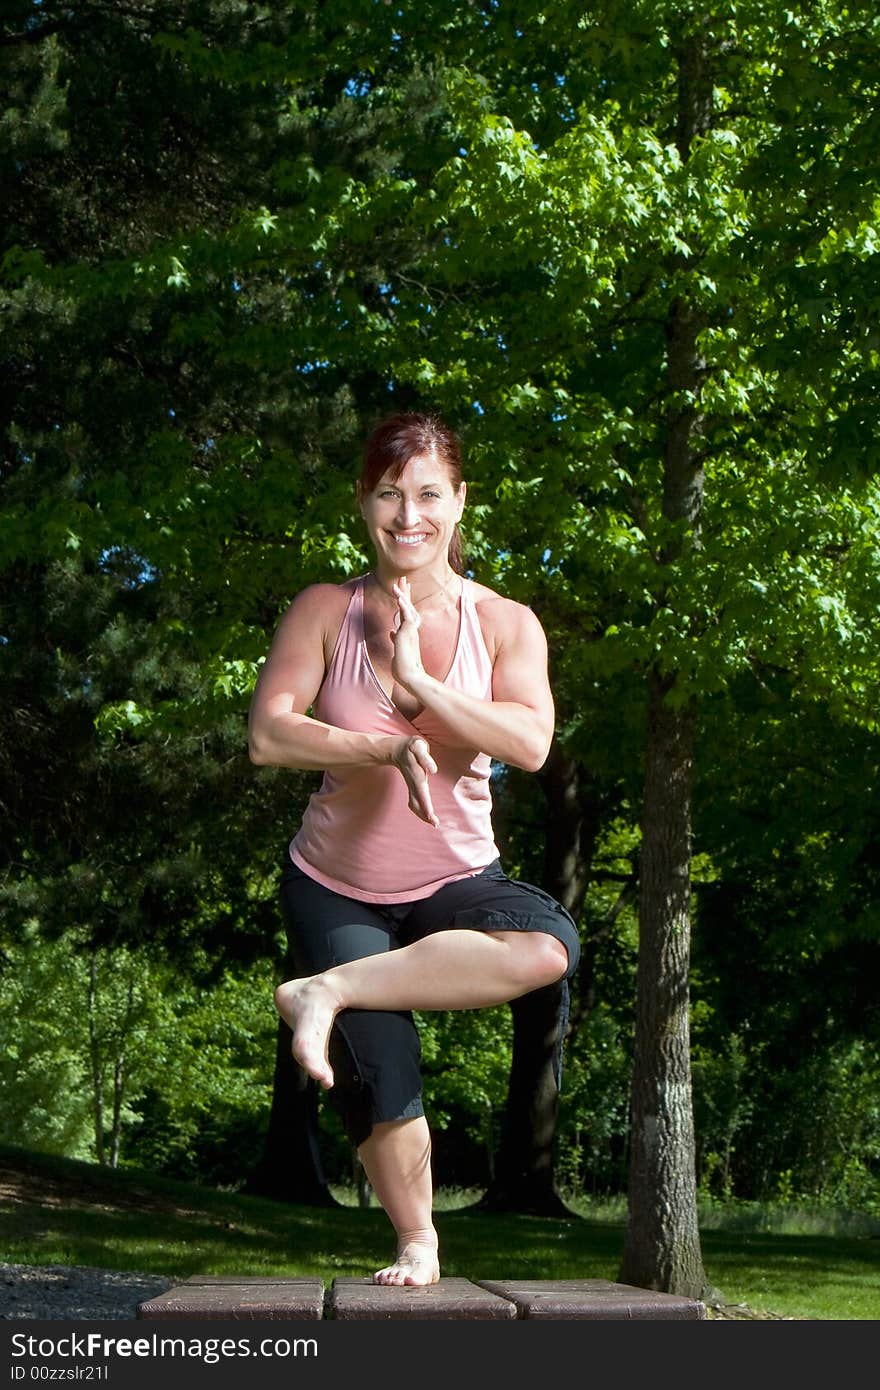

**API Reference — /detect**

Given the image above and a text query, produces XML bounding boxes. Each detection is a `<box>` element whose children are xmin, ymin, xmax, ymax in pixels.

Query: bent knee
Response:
<box><xmin>499</xmin><ymin>931</ymin><xmax>570</xmax><ymax>990</ymax></box>
<box><xmin>535</xmin><ymin>933</ymin><xmax>571</xmax><ymax>986</ymax></box>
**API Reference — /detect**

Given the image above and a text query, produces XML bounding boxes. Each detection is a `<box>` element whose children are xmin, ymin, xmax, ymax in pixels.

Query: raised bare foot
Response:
<box><xmin>373</xmin><ymin>1239</ymin><xmax>440</xmax><ymax>1287</ymax></box>
<box><xmin>273</xmin><ymin>977</ymin><xmax>339</xmax><ymax>1089</ymax></box>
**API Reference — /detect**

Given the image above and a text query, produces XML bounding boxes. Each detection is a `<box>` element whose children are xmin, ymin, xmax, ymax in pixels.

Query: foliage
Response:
<box><xmin>0</xmin><ymin>929</ymin><xmax>99</xmax><ymax>1159</ymax></box>
<box><xmin>691</xmin><ymin>687</ymin><xmax>880</xmax><ymax>1205</ymax></box>
<box><xmin>128</xmin><ymin>958</ymin><xmax>278</xmax><ymax>1186</ymax></box>
<box><xmin>0</xmin><ymin>928</ymin><xmax>277</xmax><ymax>1179</ymax></box>
<box><xmin>1</xmin><ymin>0</ymin><xmax>879</xmax><ymax>1221</ymax></box>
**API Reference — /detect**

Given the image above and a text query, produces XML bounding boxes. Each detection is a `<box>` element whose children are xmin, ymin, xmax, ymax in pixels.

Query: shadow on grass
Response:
<box><xmin>2</xmin><ymin>1145</ymin><xmax>878</xmax><ymax>1317</ymax></box>
<box><xmin>0</xmin><ymin>1144</ymin><xmax>620</xmax><ymax>1281</ymax></box>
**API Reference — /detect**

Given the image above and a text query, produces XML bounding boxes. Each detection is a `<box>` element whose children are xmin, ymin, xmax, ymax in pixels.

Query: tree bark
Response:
<box><xmin>619</xmin><ymin>28</ymin><xmax>717</xmax><ymax>1301</ymax></box>
<box><xmin>110</xmin><ymin>1049</ymin><xmax>125</xmax><ymax>1170</ymax></box>
<box><xmin>619</xmin><ymin>679</ymin><xmax>716</xmax><ymax>1296</ymax></box>
<box><xmin>109</xmin><ymin>976</ymin><xmax>134</xmax><ymax>1170</ymax></box>
<box><xmin>87</xmin><ymin>953</ymin><xmax>105</xmax><ymax>1166</ymax></box>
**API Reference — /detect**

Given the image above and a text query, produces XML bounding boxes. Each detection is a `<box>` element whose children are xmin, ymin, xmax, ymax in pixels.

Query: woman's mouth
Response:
<box><xmin>391</xmin><ymin>533</ymin><xmax>430</xmax><ymax>546</ymax></box>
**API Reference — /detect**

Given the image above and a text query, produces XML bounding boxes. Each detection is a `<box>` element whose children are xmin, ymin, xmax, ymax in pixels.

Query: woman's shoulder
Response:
<box><xmin>286</xmin><ymin>576</ymin><xmax>360</xmax><ymax>616</ymax></box>
<box><xmin>467</xmin><ymin>577</ymin><xmax>547</xmax><ymax>654</ymax></box>
<box><xmin>273</xmin><ymin>577</ymin><xmax>361</xmax><ymax>652</ymax></box>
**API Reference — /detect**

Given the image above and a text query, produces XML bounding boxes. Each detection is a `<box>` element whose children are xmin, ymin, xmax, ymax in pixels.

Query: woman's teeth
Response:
<box><xmin>393</xmin><ymin>533</ymin><xmax>428</xmax><ymax>545</ymax></box>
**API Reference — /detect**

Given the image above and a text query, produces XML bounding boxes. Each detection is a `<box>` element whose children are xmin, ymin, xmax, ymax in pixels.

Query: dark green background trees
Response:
<box><xmin>2</xmin><ymin>0</ymin><xmax>878</xmax><ymax>1297</ymax></box>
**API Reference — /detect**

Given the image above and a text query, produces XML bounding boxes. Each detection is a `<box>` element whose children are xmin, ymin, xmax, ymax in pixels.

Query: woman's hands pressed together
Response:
<box><xmin>389</xmin><ymin>576</ymin><xmax>426</xmax><ymax>694</ymax></box>
<box><xmin>387</xmin><ymin>577</ymin><xmax>439</xmax><ymax>827</ymax></box>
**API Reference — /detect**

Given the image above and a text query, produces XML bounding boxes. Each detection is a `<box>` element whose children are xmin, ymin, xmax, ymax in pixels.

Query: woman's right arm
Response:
<box><xmin>248</xmin><ymin>585</ymin><xmax>390</xmax><ymax>769</ymax></box>
<box><xmin>247</xmin><ymin>585</ymin><xmax>440</xmax><ymax>824</ymax></box>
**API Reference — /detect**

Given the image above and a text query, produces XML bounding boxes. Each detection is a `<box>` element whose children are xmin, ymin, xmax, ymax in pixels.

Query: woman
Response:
<box><xmin>248</xmin><ymin>412</ymin><xmax>580</xmax><ymax>1287</ymax></box>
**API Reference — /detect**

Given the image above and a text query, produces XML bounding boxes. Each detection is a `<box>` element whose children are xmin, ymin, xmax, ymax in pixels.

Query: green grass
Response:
<box><xmin>2</xmin><ymin>1146</ymin><xmax>878</xmax><ymax>1320</ymax></box>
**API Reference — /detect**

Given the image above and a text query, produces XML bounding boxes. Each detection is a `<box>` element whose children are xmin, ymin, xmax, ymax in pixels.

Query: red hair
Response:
<box><xmin>360</xmin><ymin>412</ymin><xmax>466</xmax><ymax>573</ymax></box>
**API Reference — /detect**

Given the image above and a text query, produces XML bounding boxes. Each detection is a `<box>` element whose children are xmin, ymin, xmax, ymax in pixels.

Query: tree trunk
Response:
<box><xmin>478</xmin><ymin>982</ymin><xmax>571</xmax><ymax>1215</ymax></box>
<box><xmin>619</xmin><ymin>681</ymin><xmax>717</xmax><ymax>1298</ymax></box>
<box><xmin>355</xmin><ymin>1154</ymin><xmax>372</xmax><ymax>1208</ymax></box>
<box><xmin>540</xmin><ymin>744</ymin><xmax>596</xmax><ymax>919</ymax></box>
<box><xmin>480</xmin><ymin>744</ymin><xmax>594</xmax><ymax>1215</ymax></box>
<box><xmin>246</xmin><ymin>1016</ymin><xmax>338</xmax><ymax>1206</ymax></box>
<box><xmin>619</xmin><ymin>30</ymin><xmax>717</xmax><ymax>1301</ymax></box>
<box><xmin>110</xmin><ymin>1052</ymin><xmax>125</xmax><ymax>1170</ymax></box>
<box><xmin>87</xmin><ymin>953</ymin><xmax>105</xmax><ymax>1166</ymax></box>
<box><xmin>109</xmin><ymin>976</ymin><xmax>134</xmax><ymax>1170</ymax></box>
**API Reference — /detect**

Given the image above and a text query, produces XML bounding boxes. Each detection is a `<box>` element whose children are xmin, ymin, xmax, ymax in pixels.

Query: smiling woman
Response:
<box><xmin>356</xmin><ymin>412</ymin><xmax>467</xmax><ymax>577</ymax></box>
<box><xmin>247</xmin><ymin>411</ymin><xmax>579</xmax><ymax>1290</ymax></box>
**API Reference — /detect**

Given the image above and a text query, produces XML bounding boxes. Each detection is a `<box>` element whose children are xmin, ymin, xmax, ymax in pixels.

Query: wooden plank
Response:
<box><xmin>328</xmin><ymin>1276</ymin><xmax>517</xmax><ymax>1321</ymax></box>
<box><xmin>137</xmin><ymin>1274</ymin><xmax>706</xmax><ymax>1322</ymax></box>
<box><xmin>475</xmin><ymin>1278</ymin><xmax>706</xmax><ymax>1320</ymax></box>
<box><xmin>136</xmin><ymin>1278</ymin><xmax>325</xmax><ymax>1320</ymax></box>
<box><xmin>182</xmin><ymin>1275</ymin><xmax>319</xmax><ymax>1286</ymax></box>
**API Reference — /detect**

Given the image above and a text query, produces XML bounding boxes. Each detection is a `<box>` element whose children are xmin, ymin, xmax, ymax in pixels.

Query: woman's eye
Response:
<box><xmin>377</xmin><ymin>489</ymin><xmax>441</xmax><ymax>500</ymax></box>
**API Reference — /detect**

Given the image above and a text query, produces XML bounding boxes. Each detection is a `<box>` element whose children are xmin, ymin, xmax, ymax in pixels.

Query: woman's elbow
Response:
<box><xmin>519</xmin><ymin>750</ymin><xmax>549</xmax><ymax>774</ymax></box>
<box><xmin>247</xmin><ymin>724</ymin><xmax>272</xmax><ymax>765</ymax></box>
<box><xmin>514</xmin><ymin>730</ymin><xmax>553</xmax><ymax>774</ymax></box>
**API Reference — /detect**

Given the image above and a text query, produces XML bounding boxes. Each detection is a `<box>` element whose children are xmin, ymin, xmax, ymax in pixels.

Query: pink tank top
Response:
<box><xmin>289</xmin><ymin>575</ymin><xmax>500</xmax><ymax>902</ymax></box>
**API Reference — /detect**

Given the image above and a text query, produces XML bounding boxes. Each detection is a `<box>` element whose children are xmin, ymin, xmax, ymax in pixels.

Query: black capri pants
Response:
<box><xmin>279</xmin><ymin>857</ymin><xmax>581</xmax><ymax>1147</ymax></box>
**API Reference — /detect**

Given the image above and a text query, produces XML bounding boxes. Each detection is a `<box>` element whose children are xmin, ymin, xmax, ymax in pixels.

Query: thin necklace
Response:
<box><xmin>370</xmin><ymin>571</ymin><xmax>461</xmax><ymax>611</ymax></box>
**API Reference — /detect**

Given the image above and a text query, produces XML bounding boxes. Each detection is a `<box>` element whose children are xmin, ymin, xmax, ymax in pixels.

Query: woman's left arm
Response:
<box><xmin>391</xmin><ymin>579</ymin><xmax>555</xmax><ymax>772</ymax></box>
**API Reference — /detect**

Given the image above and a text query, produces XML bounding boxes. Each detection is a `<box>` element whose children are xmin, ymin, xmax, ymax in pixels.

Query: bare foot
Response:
<box><xmin>273</xmin><ymin>977</ymin><xmax>339</xmax><ymax>1089</ymax></box>
<box><xmin>373</xmin><ymin>1239</ymin><xmax>440</xmax><ymax>1287</ymax></box>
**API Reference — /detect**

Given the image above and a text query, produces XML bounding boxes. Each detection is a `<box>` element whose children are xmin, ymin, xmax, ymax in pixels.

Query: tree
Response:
<box><xmin>477</xmin><ymin>748</ymin><xmax>620</xmax><ymax>1213</ymax></box>
<box><xmin>4</xmin><ymin>1</ymin><xmax>879</xmax><ymax>1289</ymax></box>
<box><xmin>317</xmin><ymin>0</ymin><xmax>880</xmax><ymax>1294</ymax></box>
<box><xmin>0</xmin><ymin>0</ymin><xmax>471</xmax><ymax>1203</ymax></box>
<box><xmin>1</xmin><ymin>0</ymin><xmax>345</xmax><ymax>1199</ymax></box>
<box><xmin>691</xmin><ymin>685</ymin><xmax>880</xmax><ymax>1205</ymax></box>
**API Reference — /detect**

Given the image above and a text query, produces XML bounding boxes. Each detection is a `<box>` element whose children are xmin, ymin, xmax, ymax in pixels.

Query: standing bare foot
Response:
<box><xmin>273</xmin><ymin>977</ymin><xmax>339</xmax><ymax>1088</ymax></box>
<box><xmin>373</xmin><ymin>1237</ymin><xmax>440</xmax><ymax>1287</ymax></box>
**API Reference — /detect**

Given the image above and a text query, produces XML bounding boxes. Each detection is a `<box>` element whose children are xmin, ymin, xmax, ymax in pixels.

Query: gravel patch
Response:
<box><xmin>0</xmin><ymin>1262</ymin><xmax>176</xmax><ymax>1321</ymax></box>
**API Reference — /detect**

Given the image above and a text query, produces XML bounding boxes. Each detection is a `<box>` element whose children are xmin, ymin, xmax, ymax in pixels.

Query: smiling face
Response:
<box><xmin>358</xmin><ymin>452</ymin><xmax>466</xmax><ymax>577</ymax></box>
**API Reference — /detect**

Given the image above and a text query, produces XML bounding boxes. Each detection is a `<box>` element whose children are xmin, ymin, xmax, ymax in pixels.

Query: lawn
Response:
<box><xmin>1</xmin><ymin>1146</ymin><xmax>877</xmax><ymax>1320</ymax></box>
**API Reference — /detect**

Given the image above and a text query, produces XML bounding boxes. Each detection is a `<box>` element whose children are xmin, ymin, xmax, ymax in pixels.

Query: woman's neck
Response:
<box><xmin>369</xmin><ymin>566</ymin><xmax>460</xmax><ymax>610</ymax></box>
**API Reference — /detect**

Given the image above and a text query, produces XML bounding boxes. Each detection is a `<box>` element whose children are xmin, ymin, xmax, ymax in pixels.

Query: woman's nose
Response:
<box><xmin>396</xmin><ymin>497</ymin><xmax>421</xmax><ymax>527</ymax></box>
